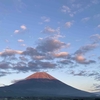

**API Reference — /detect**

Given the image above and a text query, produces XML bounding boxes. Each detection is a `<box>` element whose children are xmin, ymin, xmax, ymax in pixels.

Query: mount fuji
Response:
<box><xmin>0</xmin><ymin>72</ymin><xmax>95</xmax><ymax>97</ymax></box>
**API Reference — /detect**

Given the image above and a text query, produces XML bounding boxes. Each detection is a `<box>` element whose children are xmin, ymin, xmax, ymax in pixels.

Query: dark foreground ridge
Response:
<box><xmin>0</xmin><ymin>72</ymin><xmax>95</xmax><ymax>98</ymax></box>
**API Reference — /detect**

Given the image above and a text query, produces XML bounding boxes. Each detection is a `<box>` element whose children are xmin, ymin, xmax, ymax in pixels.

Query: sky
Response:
<box><xmin>0</xmin><ymin>0</ymin><xmax>100</xmax><ymax>92</ymax></box>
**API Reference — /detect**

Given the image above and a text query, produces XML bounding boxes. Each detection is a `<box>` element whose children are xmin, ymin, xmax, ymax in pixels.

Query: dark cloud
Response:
<box><xmin>0</xmin><ymin>71</ymin><xmax>11</xmax><ymax>77</ymax></box>
<box><xmin>58</xmin><ymin>59</ymin><xmax>74</xmax><ymax>65</ymax></box>
<box><xmin>0</xmin><ymin>62</ymin><xmax>11</xmax><ymax>69</ymax></box>
<box><xmin>28</xmin><ymin>61</ymin><xmax>38</xmax><ymax>71</ymax></box>
<box><xmin>36</xmin><ymin>37</ymin><xmax>69</xmax><ymax>53</ymax></box>
<box><xmin>12</xmin><ymin>62</ymin><xmax>28</xmax><ymax>73</ymax></box>
<box><xmin>69</xmin><ymin>70</ymin><xmax>88</xmax><ymax>76</ymax></box>
<box><xmin>22</xmin><ymin>47</ymin><xmax>41</xmax><ymax>56</ymax></box>
<box><xmin>36</xmin><ymin>61</ymin><xmax>57</xmax><ymax>69</ymax></box>
<box><xmin>19</xmin><ymin>56</ymin><xmax>28</xmax><ymax>61</ymax></box>
<box><xmin>92</xmin><ymin>84</ymin><xmax>100</xmax><ymax>91</ymax></box>
<box><xmin>8</xmin><ymin>56</ymin><xmax>18</xmax><ymax>61</ymax></box>
<box><xmin>69</xmin><ymin>70</ymin><xmax>100</xmax><ymax>83</ymax></box>
<box><xmin>75</xmin><ymin>43</ymin><xmax>98</xmax><ymax>55</ymax></box>
<box><xmin>94</xmin><ymin>74</ymin><xmax>100</xmax><ymax>81</ymax></box>
<box><xmin>10</xmin><ymin>60</ymin><xmax>56</xmax><ymax>73</ymax></box>
<box><xmin>98</xmin><ymin>56</ymin><xmax>100</xmax><ymax>60</ymax></box>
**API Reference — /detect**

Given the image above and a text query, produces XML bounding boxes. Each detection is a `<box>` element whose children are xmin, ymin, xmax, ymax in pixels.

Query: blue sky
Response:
<box><xmin>0</xmin><ymin>0</ymin><xmax>100</xmax><ymax>92</ymax></box>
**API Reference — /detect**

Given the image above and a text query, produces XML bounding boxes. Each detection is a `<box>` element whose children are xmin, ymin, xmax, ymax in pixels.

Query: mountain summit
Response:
<box><xmin>26</xmin><ymin>72</ymin><xmax>56</xmax><ymax>80</ymax></box>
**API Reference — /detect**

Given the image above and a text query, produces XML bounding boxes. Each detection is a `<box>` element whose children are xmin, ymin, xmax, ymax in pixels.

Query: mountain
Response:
<box><xmin>0</xmin><ymin>72</ymin><xmax>95</xmax><ymax>97</ymax></box>
<box><xmin>92</xmin><ymin>92</ymin><xmax>100</xmax><ymax>97</ymax></box>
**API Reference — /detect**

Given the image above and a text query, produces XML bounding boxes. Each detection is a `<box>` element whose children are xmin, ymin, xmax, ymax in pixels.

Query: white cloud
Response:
<box><xmin>5</xmin><ymin>40</ymin><xmax>9</xmax><ymax>43</ymax></box>
<box><xmin>97</xmin><ymin>25</ymin><xmax>100</xmax><ymax>28</ymax></box>
<box><xmin>41</xmin><ymin>16</ymin><xmax>50</xmax><ymax>22</ymax></box>
<box><xmin>20</xmin><ymin>25</ymin><xmax>27</xmax><ymax>30</ymax></box>
<box><xmin>75</xmin><ymin>55</ymin><xmax>85</xmax><ymax>62</ymax></box>
<box><xmin>65</xmin><ymin>22</ymin><xmax>73</xmax><ymax>28</ymax></box>
<box><xmin>61</xmin><ymin>5</ymin><xmax>70</xmax><ymax>13</ymax></box>
<box><xmin>42</xmin><ymin>26</ymin><xmax>60</xmax><ymax>34</ymax></box>
<box><xmin>0</xmin><ymin>49</ymin><xmax>23</xmax><ymax>57</ymax></box>
<box><xmin>74</xmin><ymin>54</ymin><xmax>96</xmax><ymax>64</ymax></box>
<box><xmin>14</xmin><ymin>30</ymin><xmax>20</xmax><ymax>34</ymax></box>
<box><xmin>53</xmin><ymin>52</ymin><xmax>69</xmax><ymax>58</ymax></box>
<box><xmin>33</xmin><ymin>56</ymin><xmax>45</xmax><ymax>60</ymax></box>
<box><xmin>21</xmin><ymin>44</ymin><xmax>26</xmax><ymax>47</ymax></box>
<box><xmin>69</xmin><ymin>14</ymin><xmax>74</xmax><ymax>17</ymax></box>
<box><xmin>61</xmin><ymin>5</ymin><xmax>74</xmax><ymax>17</ymax></box>
<box><xmin>14</xmin><ymin>25</ymin><xmax>27</xmax><ymax>34</ymax></box>
<box><xmin>81</xmin><ymin>17</ymin><xmax>90</xmax><ymax>22</ymax></box>
<box><xmin>18</xmin><ymin>39</ymin><xmax>24</xmax><ymax>42</ymax></box>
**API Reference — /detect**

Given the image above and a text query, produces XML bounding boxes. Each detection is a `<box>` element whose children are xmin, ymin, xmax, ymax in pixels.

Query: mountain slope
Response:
<box><xmin>0</xmin><ymin>72</ymin><xmax>95</xmax><ymax>97</ymax></box>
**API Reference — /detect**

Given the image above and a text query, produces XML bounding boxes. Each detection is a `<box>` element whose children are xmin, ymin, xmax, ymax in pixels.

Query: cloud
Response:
<box><xmin>14</xmin><ymin>25</ymin><xmax>27</xmax><ymax>34</ymax></box>
<box><xmin>98</xmin><ymin>56</ymin><xmax>100</xmax><ymax>60</ymax></box>
<box><xmin>75</xmin><ymin>43</ymin><xmax>98</xmax><ymax>55</ymax></box>
<box><xmin>65</xmin><ymin>22</ymin><xmax>73</xmax><ymax>28</ymax></box>
<box><xmin>22</xmin><ymin>47</ymin><xmax>41</xmax><ymax>56</ymax></box>
<box><xmin>35</xmin><ymin>61</ymin><xmax>57</xmax><ymax>69</ymax></box>
<box><xmin>14</xmin><ymin>30</ymin><xmax>20</xmax><ymax>34</ymax></box>
<box><xmin>92</xmin><ymin>0</ymin><xmax>100</xmax><ymax>4</ymax></box>
<box><xmin>13</xmin><ymin>0</ymin><xmax>26</xmax><ymax>13</ymax></box>
<box><xmin>5</xmin><ymin>39</ymin><xmax>9</xmax><ymax>43</ymax></box>
<box><xmin>32</xmin><ymin>56</ymin><xmax>45</xmax><ymax>60</ymax></box>
<box><xmin>18</xmin><ymin>39</ymin><xmax>24</xmax><ymax>42</ymax></box>
<box><xmin>0</xmin><ymin>71</ymin><xmax>11</xmax><ymax>77</ymax></box>
<box><xmin>81</xmin><ymin>17</ymin><xmax>90</xmax><ymax>22</ymax></box>
<box><xmin>74</xmin><ymin>54</ymin><xmax>96</xmax><ymax>64</ymax></box>
<box><xmin>36</xmin><ymin>36</ymin><xmax>70</xmax><ymax>53</ymax></box>
<box><xmin>75</xmin><ymin>54</ymin><xmax>85</xmax><ymax>63</ymax></box>
<box><xmin>41</xmin><ymin>16</ymin><xmax>50</xmax><ymax>22</ymax></box>
<box><xmin>58</xmin><ymin>59</ymin><xmax>73</xmax><ymax>65</ymax></box>
<box><xmin>12</xmin><ymin>60</ymin><xmax>57</xmax><ymax>73</ymax></box>
<box><xmin>61</xmin><ymin>1</ymin><xmax>100</xmax><ymax>17</ymax></box>
<box><xmin>97</xmin><ymin>25</ymin><xmax>100</xmax><ymax>28</ymax></box>
<box><xmin>90</xmin><ymin>34</ymin><xmax>100</xmax><ymax>42</ymax></box>
<box><xmin>21</xmin><ymin>44</ymin><xmax>26</xmax><ymax>47</ymax></box>
<box><xmin>42</xmin><ymin>26</ymin><xmax>60</xmax><ymax>34</ymax></box>
<box><xmin>12</xmin><ymin>61</ymin><xmax>28</xmax><ymax>73</ymax></box>
<box><xmin>0</xmin><ymin>83</ymin><xmax>5</xmax><ymax>87</ymax></box>
<box><xmin>0</xmin><ymin>35</ymin><xmax>71</xmax><ymax>74</ymax></box>
<box><xmin>92</xmin><ymin>84</ymin><xmax>100</xmax><ymax>91</ymax></box>
<box><xmin>20</xmin><ymin>25</ymin><xmax>27</xmax><ymax>30</ymax></box>
<box><xmin>0</xmin><ymin>49</ymin><xmax>22</xmax><ymax>57</ymax></box>
<box><xmin>0</xmin><ymin>62</ymin><xmax>11</xmax><ymax>69</ymax></box>
<box><xmin>11</xmin><ymin>79</ymin><xmax>24</xmax><ymax>84</ymax></box>
<box><xmin>69</xmin><ymin>70</ymin><xmax>87</xmax><ymax>76</ymax></box>
<box><xmin>61</xmin><ymin>5</ymin><xmax>71</xmax><ymax>13</ymax></box>
<box><xmin>53</xmin><ymin>52</ymin><xmax>69</xmax><ymax>58</ymax></box>
<box><xmin>69</xmin><ymin>70</ymin><xmax>100</xmax><ymax>78</ymax></box>
<box><xmin>19</xmin><ymin>56</ymin><xmax>28</xmax><ymax>61</ymax></box>
<box><xmin>0</xmin><ymin>33</ymin><xmax>99</xmax><ymax>79</ymax></box>
<box><xmin>93</xmin><ymin>14</ymin><xmax>100</xmax><ymax>19</ymax></box>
